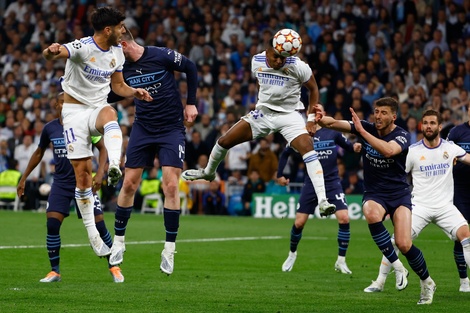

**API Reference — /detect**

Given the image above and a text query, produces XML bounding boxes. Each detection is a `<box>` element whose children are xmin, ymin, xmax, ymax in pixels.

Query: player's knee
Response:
<box><xmin>162</xmin><ymin>182</ymin><xmax>178</xmax><ymax>199</ymax></box>
<box><xmin>395</xmin><ymin>238</ymin><xmax>412</xmax><ymax>253</ymax></box>
<box><xmin>335</xmin><ymin>210</ymin><xmax>349</xmax><ymax>224</ymax></box>
<box><xmin>363</xmin><ymin>207</ymin><xmax>382</xmax><ymax>223</ymax></box>
<box><xmin>122</xmin><ymin>179</ymin><xmax>139</xmax><ymax>194</ymax></box>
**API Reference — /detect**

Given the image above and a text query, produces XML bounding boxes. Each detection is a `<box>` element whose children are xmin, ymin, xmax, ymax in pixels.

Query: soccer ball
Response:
<box><xmin>272</xmin><ymin>29</ymin><xmax>302</xmax><ymax>57</ymax></box>
<box><xmin>39</xmin><ymin>183</ymin><xmax>51</xmax><ymax>196</ymax></box>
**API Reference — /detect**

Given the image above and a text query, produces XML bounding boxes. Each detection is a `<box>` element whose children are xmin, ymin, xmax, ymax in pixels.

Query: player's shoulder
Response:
<box><xmin>252</xmin><ymin>51</ymin><xmax>267</xmax><ymax>63</ymax></box>
<box><xmin>44</xmin><ymin>118</ymin><xmax>61</xmax><ymax>130</ymax></box>
<box><xmin>409</xmin><ymin>140</ymin><xmax>424</xmax><ymax>150</ymax></box>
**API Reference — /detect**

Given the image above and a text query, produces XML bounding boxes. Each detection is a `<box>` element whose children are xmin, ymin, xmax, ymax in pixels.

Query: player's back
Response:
<box><xmin>122</xmin><ymin>46</ymin><xmax>184</xmax><ymax>132</ymax></box>
<box><xmin>41</xmin><ymin>119</ymin><xmax>75</xmax><ymax>185</ymax></box>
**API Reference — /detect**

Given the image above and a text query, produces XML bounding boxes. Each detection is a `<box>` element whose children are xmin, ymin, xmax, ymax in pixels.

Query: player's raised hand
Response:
<box><xmin>184</xmin><ymin>104</ymin><xmax>198</xmax><ymax>123</ymax></box>
<box><xmin>134</xmin><ymin>88</ymin><xmax>153</xmax><ymax>102</ymax></box>
<box><xmin>276</xmin><ymin>176</ymin><xmax>290</xmax><ymax>186</ymax></box>
<box><xmin>47</xmin><ymin>43</ymin><xmax>62</xmax><ymax>55</ymax></box>
<box><xmin>350</xmin><ymin>107</ymin><xmax>364</xmax><ymax>133</ymax></box>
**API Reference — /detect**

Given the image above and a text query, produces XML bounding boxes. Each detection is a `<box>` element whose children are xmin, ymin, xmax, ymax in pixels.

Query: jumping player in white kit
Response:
<box><xmin>182</xmin><ymin>30</ymin><xmax>336</xmax><ymax>217</ymax></box>
<box><xmin>43</xmin><ymin>6</ymin><xmax>151</xmax><ymax>257</ymax></box>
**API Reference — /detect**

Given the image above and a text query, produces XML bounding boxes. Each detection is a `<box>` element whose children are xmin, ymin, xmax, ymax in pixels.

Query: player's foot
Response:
<box><xmin>181</xmin><ymin>168</ymin><xmax>216</xmax><ymax>181</ymax></box>
<box><xmin>460</xmin><ymin>278</ymin><xmax>470</xmax><ymax>292</ymax></box>
<box><xmin>109</xmin><ymin>240</ymin><xmax>126</xmax><ymax>266</ymax></box>
<box><xmin>109</xmin><ymin>266</ymin><xmax>124</xmax><ymax>283</ymax></box>
<box><xmin>395</xmin><ymin>267</ymin><xmax>409</xmax><ymax>291</ymax></box>
<box><xmin>108</xmin><ymin>164</ymin><xmax>122</xmax><ymax>187</ymax></box>
<box><xmin>319</xmin><ymin>200</ymin><xmax>336</xmax><ymax>217</ymax></box>
<box><xmin>417</xmin><ymin>278</ymin><xmax>436</xmax><ymax>305</ymax></box>
<box><xmin>39</xmin><ymin>271</ymin><xmax>61</xmax><ymax>283</ymax></box>
<box><xmin>334</xmin><ymin>261</ymin><xmax>352</xmax><ymax>274</ymax></box>
<box><xmin>160</xmin><ymin>248</ymin><xmax>176</xmax><ymax>275</ymax></box>
<box><xmin>364</xmin><ymin>280</ymin><xmax>384</xmax><ymax>292</ymax></box>
<box><xmin>89</xmin><ymin>233</ymin><xmax>111</xmax><ymax>257</ymax></box>
<box><xmin>282</xmin><ymin>251</ymin><xmax>297</xmax><ymax>272</ymax></box>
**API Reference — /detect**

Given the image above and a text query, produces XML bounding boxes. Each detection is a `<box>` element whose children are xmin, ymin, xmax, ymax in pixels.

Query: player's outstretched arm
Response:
<box><xmin>43</xmin><ymin>43</ymin><xmax>69</xmax><ymax>61</ymax></box>
<box><xmin>349</xmin><ymin>108</ymin><xmax>401</xmax><ymax>158</ymax></box>
<box><xmin>110</xmin><ymin>72</ymin><xmax>152</xmax><ymax>101</ymax></box>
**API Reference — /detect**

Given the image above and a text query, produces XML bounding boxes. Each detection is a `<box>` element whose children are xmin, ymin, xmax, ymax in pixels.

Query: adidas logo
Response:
<box><xmin>420</xmin><ymin>156</ymin><xmax>426</xmax><ymax>160</ymax></box>
<box><xmin>90</xmin><ymin>57</ymin><xmax>96</xmax><ymax>62</ymax></box>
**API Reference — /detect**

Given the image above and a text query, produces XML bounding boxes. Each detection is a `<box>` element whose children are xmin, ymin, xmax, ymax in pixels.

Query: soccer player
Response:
<box><xmin>316</xmin><ymin>97</ymin><xmax>436</xmax><ymax>305</ymax></box>
<box><xmin>364</xmin><ymin>110</ymin><xmax>470</xmax><ymax>294</ymax></box>
<box><xmin>280</xmin><ymin>104</ymin><xmax>362</xmax><ymax>274</ymax></box>
<box><xmin>42</xmin><ymin>7</ymin><xmax>152</xmax><ymax>257</ymax></box>
<box><xmin>16</xmin><ymin>93</ymin><xmax>124</xmax><ymax>283</ymax></box>
<box><xmin>448</xmin><ymin>106</ymin><xmax>470</xmax><ymax>291</ymax></box>
<box><xmin>182</xmin><ymin>32</ymin><xmax>336</xmax><ymax>218</ymax></box>
<box><xmin>108</xmin><ymin>27</ymin><xmax>198</xmax><ymax>275</ymax></box>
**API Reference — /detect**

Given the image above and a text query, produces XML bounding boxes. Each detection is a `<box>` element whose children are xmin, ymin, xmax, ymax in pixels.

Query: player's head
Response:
<box><xmin>91</xmin><ymin>6</ymin><xmax>126</xmax><ymax>45</ymax></box>
<box><xmin>120</xmin><ymin>25</ymin><xmax>136</xmax><ymax>57</ymax></box>
<box><xmin>266</xmin><ymin>37</ymin><xmax>287</xmax><ymax>70</ymax></box>
<box><xmin>421</xmin><ymin>109</ymin><xmax>442</xmax><ymax>141</ymax></box>
<box><xmin>373</xmin><ymin>97</ymin><xmax>398</xmax><ymax>131</ymax></box>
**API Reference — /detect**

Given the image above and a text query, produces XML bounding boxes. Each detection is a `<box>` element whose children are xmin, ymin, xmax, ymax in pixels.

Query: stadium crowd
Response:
<box><xmin>0</xmin><ymin>0</ymin><xmax>470</xmax><ymax>214</ymax></box>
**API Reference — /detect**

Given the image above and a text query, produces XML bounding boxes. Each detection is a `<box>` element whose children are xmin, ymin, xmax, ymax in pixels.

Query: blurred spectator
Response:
<box><xmin>241</xmin><ymin>169</ymin><xmax>265</xmax><ymax>216</ymax></box>
<box><xmin>0</xmin><ymin>159</ymin><xmax>21</xmax><ymax>208</ymax></box>
<box><xmin>202</xmin><ymin>180</ymin><xmax>227</xmax><ymax>215</ymax></box>
<box><xmin>247</xmin><ymin>137</ymin><xmax>278</xmax><ymax>183</ymax></box>
<box><xmin>185</xmin><ymin>130</ymin><xmax>210</xmax><ymax>170</ymax></box>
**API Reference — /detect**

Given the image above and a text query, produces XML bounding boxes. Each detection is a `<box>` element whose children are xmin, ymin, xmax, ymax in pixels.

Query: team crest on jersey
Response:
<box><xmin>110</xmin><ymin>58</ymin><xmax>116</xmax><ymax>68</ymax></box>
<box><xmin>72</xmin><ymin>42</ymin><xmax>82</xmax><ymax>49</ymax></box>
<box><xmin>443</xmin><ymin>151</ymin><xmax>449</xmax><ymax>159</ymax></box>
<box><xmin>282</xmin><ymin>68</ymin><xmax>290</xmax><ymax>75</ymax></box>
<box><xmin>68</xmin><ymin>144</ymin><xmax>74</xmax><ymax>153</ymax></box>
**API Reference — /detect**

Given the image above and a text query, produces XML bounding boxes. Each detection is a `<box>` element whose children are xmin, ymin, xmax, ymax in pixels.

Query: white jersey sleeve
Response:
<box><xmin>407</xmin><ymin>139</ymin><xmax>466</xmax><ymax>208</ymax></box>
<box><xmin>251</xmin><ymin>51</ymin><xmax>312</xmax><ymax>112</ymax></box>
<box><xmin>61</xmin><ymin>37</ymin><xmax>125</xmax><ymax>107</ymax></box>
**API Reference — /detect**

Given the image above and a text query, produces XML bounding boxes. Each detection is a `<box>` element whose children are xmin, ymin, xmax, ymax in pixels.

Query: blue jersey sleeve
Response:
<box><xmin>160</xmin><ymin>48</ymin><xmax>198</xmax><ymax>105</ymax></box>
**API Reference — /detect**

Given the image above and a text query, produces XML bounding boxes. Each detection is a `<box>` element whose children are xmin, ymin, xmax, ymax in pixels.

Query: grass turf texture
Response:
<box><xmin>0</xmin><ymin>210</ymin><xmax>467</xmax><ymax>312</ymax></box>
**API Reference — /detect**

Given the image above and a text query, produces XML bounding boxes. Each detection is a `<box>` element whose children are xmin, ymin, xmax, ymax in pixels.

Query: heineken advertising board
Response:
<box><xmin>251</xmin><ymin>194</ymin><xmax>365</xmax><ymax>219</ymax></box>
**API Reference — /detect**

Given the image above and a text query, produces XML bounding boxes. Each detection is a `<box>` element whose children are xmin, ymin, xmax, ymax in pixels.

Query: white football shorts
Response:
<box><xmin>241</xmin><ymin>106</ymin><xmax>308</xmax><ymax>144</ymax></box>
<box><xmin>411</xmin><ymin>202</ymin><xmax>468</xmax><ymax>241</ymax></box>
<box><xmin>62</xmin><ymin>103</ymin><xmax>106</xmax><ymax>159</ymax></box>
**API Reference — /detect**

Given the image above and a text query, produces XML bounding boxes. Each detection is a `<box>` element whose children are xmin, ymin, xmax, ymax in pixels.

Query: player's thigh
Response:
<box><xmin>435</xmin><ymin>204</ymin><xmax>468</xmax><ymax>241</ymax></box>
<box><xmin>277</xmin><ymin>111</ymin><xmax>309</xmax><ymax>148</ymax></box>
<box><xmin>410</xmin><ymin>204</ymin><xmax>432</xmax><ymax>240</ymax></box>
<box><xmin>47</xmin><ymin>184</ymin><xmax>75</xmax><ymax>217</ymax></box>
<box><xmin>362</xmin><ymin>197</ymin><xmax>387</xmax><ymax>222</ymax></box>
<box><xmin>62</xmin><ymin>104</ymin><xmax>94</xmax><ymax>159</ymax></box>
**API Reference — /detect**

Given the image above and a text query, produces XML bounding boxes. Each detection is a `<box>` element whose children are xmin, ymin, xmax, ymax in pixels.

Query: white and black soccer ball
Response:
<box><xmin>272</xmin><ymin>29</ymin><xmax>302</xmax><ymax>57</ymax></box>
<box><xmin>39</xmin><ymin>183</ymin><xmax>51</xmax><ymax>196</ymax></box>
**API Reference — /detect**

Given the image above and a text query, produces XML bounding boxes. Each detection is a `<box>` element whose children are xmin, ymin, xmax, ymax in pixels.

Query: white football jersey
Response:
<box><xmin>61</xmin><ymin>37</ymin><xmax>125</xmax><ymax>107</ymax></box>
<box><xmin>251</xmin><ymin>51</ymin><xmax>312</xmax><ymax>112</ymax></box>
<box><xmin>406</xmin><ymin>139</ymin><xmax>466</xmax><ymax>208</ymax></box>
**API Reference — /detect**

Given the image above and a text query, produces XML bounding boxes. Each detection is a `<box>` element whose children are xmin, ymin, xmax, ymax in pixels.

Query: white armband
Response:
<box><xmin>307</xmin><ymin>114</ymin><xmax>316</xmax><ymax>122</ymax></box>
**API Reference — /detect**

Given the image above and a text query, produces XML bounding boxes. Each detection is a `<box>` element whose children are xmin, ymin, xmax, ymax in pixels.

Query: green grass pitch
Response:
<box><xmin>0</xmin><ymin>210</ymin><xmax>467</xmax><ymax>312</ymax></box>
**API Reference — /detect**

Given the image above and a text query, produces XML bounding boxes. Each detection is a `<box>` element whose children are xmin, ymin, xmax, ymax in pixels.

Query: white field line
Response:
<box><xmin>0</xmin><ymin>235</ymin><xmax>448</xmax><ymax>250</ymax></box>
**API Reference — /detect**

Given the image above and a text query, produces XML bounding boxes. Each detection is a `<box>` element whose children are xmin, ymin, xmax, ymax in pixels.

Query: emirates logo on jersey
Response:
<box><xmin>109</xmin><ymin>58</ymin><xmax>116</xmax><ymax>68</ymax></box>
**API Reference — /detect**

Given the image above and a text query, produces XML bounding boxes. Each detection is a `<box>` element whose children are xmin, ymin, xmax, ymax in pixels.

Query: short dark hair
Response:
<box><xmin>91</xmin><ymin>7</ymin><xmax>125</xmax><ymax>31</ymax></box>
<box><xmin>121</xmin><ymin>25</ymin><xmax>134</xmax><ymax>41</ymax></box>
<box><xmin>375</xmin><ymin>97</ymin><xmax>398</xmax><ymax>114</ymax></box>
<box><xmin>422</xmin><ymin>109</ymin><xmax>442</xmax><ymax>124</ymax></box>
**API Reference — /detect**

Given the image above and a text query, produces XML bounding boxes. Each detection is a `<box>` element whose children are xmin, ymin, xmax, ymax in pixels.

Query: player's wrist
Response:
<box><xmin>307</xmin><ymin>114</ymin><xmax>316</xmax><ymax>122</ymax></box>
